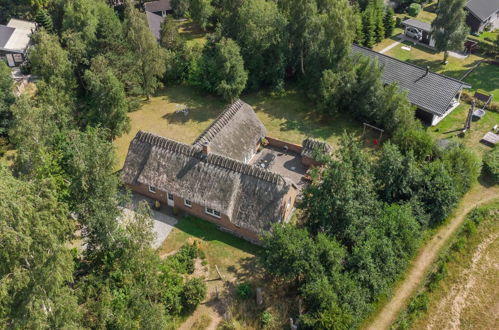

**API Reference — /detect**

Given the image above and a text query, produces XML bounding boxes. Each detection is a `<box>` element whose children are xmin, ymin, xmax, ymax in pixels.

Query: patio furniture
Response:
<box><xmin>472</xmin><ymin>108</ymin><xmax>486</xmax><ymax>119</ymax></box>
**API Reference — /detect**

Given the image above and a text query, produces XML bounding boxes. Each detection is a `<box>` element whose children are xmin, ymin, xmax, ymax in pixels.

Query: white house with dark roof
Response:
<box><xmin>465</xmin><ymin>0</ymin><xmax>499</xmax><ymax>33</ymax></box>
<box><xmin>352</xmin><ymin>45</ymin><xmax>471</xmax><ymax>126</ymax></box>
<box><xmin>0</xmin><ymin>19</ymin><xmax>36</xmax><ymax>67</ymax></box>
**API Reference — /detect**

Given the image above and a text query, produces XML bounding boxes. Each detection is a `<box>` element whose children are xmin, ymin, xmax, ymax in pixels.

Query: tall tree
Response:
<box><xmin>0</xmin><ymin>61</ymin><xmax>14</xmax><ymax>137</ymax></box>
<box><xmin>189</xmin><ymin>0</ymin><xmax>213</xmax><ymax>31</ymax></box>
<box><xmin>384</xmin><ymin>6</ymin><xmax>395</xmax><ymax>38</ymax></box>
<box><xmin>160</xmin><ymin>15</ymin><xmax>182</xmax><ymax>50</ymax></box>
<box><xmin>0</xmin><ymin>166</ymin><xmax>81</xmax><ymax>328</ymax></box>
<box><xmin>83</xmin><ymin>59</ymin><xmax>130</xmax><ymax>139</ymax></box>
<box><xmin>227</xmin><ymin>0</ymin><xmax>287</xmax><ymax>90</ymax></box>
<box><xmin>195</xmin><ymin>36</ymin><xmax>248</xmax><ymax>101</ymax></box>
<box><xmin>432</xmin><ymin>0</ymin><xmax>469</xmax><ymax>62</ymax></box>
<box><xmin>125</xmin><ymin>3</ymin><xmax>167</xmax><ymax>99</ymax></box>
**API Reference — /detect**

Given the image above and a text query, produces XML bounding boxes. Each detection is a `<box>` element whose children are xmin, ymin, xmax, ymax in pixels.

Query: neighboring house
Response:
<box><xmin>401</xmin><ymin>19</ymin><xmax>436</xmax><ymax>48</ymax></box>
<box><xmin>122</xmin><ymin>100</ymin><xmax>332</xmax><ymax>243</ymax></box>
<box><xmin>144</xmin><ymin>0</ymin><xmax>172</xmax><ymax>17</ymax></box>
<box><xmin>465</xmin><ymin>0</ymin><xmax>499</xmax><ymax>33</ymax></box>
<box><xmin>146</xmin><ymin>11</ymin><xmax>164</xmax><ymax>41</ymax></box>
<box><xmin>0</xmin><ymin>19</ymin><xmax>36</xmax><ymax>67</ymax></box>
<box><xmin>352</xmin><ymin>45</ymin><xmax>471</xmax><ymax>126</ymax></box>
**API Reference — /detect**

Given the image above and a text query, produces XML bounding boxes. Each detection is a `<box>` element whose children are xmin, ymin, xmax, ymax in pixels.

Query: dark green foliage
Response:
<box><xmin>236</xmin><ymin>282</ymin><xmax>253</xmax><ymax>300</ymax></box>
<box><xmin>260</xmin><ymin>311</ymin><xmax>274</xmax><ymax>328</ymax></box>
<box><xmin>192</xmin><ymin>36</ymin><xmax>247</xmax><ymax>101</ymax></box>
<box><xmin>225</xmin><ymin>0</ymin><xmax>287</xmax><ymax>90</ymax></box>
<box><xmin>0</xmin><ymin>61</ymin><xmax>14</xmax><ymax>137</ymax></box>
<box><xmin>384</xmin><ymin>6</ymin><xmax>395</xmax><ymax>37</ymax></box>
<box><xmin>392</xmin><ymin>128</ymin><xmax>437</xmax><ymax>161</ymax></box>
<box><xmin>408</xmin><ymin>3</ymin><xmax>421</xmax><ymax>17</ymax></box>
<box><xmin>362</xmin><ymin>6</ymin><xmax>376</xmax><ymax>48</ymax></box>
<box><xmin>0</xmin><ymin>166</ymin><xmax>81</xmax><ymax>328</ymax></box>
<box><xmin>160</xmin><ymin>15</ymin><xmax>182</xmax><ymax>50</ymax></box>
<box><xmin>190</xmin><ymin>0</ymin><xmax>214</xmax><ymax>31</ymax></box>
<box><xmin>432</xmin><ymin>0</ymin><xmax>468</xmax><ymax>62</ymax></box>
<box><xmin>164</xmin><ymin>243</ymin><xmax>200</xmax><ymax>274</ymax></box>
<box><xmin>35</xmin><ymin>8</ymin><xmax>54</xmax><ymax>32</ymax></box>
<box><xmin>418</xmin><ymin>161</ymin><xmax>459</xmax><ymax>225</ymax></box>
<box><xmin>172</xmin><ymin>0</ymin><xmax>190</xmax><ymax>18</ymax></box>
<box><xmin>483</xmin><ymin>147</ymin><xmax>499</xmax><ymax>184</ymax></box>
<box><xmin>376</xmin><ymin>142</ymin><xmax>422</xmax><ymax>203</ymax></box>
<box><xmin>182</xmin><ymin>278</ymin><xmax>207</xmax><ymax>311</ymax></box>
<box><xmin>441</xmin><ymin>145</ymin><xmax>481</xmax><ymax>196</ymax></box>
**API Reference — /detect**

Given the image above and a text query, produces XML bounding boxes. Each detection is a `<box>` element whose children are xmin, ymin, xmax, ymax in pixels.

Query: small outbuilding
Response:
<box><xmin>0</xmin><ymin>19</ymin><xmax>36</xmax><ymax>67</ymax></box>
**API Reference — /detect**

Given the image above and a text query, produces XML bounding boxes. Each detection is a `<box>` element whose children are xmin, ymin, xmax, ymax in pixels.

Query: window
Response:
<box><xmin>167</xmin><ymin>193</ymin><xmax>174</xmax><ymax>201</ymax></box>
<box><xmin>184</xmin><ymin>199</ymin><xmax>192</xmax><ymax>207</ymax></box>
<box><xmin>148</xmin><ymin>185</ymin><xmax>156</xmax><ymax>193</ymax></box>
<box><xmin>205</xmin><ymin>207</ymin><xmax>221</xmax><ymax>218</ymax></box>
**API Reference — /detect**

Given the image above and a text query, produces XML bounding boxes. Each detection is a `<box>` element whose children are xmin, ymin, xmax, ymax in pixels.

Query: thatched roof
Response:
<box><xmin>122</xmin><ymin>131</ymin><xmax>295</xmax><ymax>234</ymax></box>
<box><xmin>194</xmin><ymin>100</ymin><xmax>267</xmax><ymax>163</ymax></box>
<box><xmin>301</xmin><ymin>138</ymin><xmax>332</xmax><ymax>159</ymax></box>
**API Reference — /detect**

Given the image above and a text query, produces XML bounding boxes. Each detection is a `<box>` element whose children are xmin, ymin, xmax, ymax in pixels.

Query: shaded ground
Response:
<box><xmin>365</xmin><ymin>183</ymin><xmax>499</xmax><ymax>330</ymax></box>
<box><xmin>114</xmin><ymin>85</ymin><xmax>362</xmax><ymax>170</ymax></box>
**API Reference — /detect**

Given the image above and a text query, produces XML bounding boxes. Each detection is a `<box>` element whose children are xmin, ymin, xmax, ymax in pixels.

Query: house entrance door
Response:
<box><xmin>167</xmin><ymin>193</ymin><xmax>174</xmax><ymax>207</ymax></box>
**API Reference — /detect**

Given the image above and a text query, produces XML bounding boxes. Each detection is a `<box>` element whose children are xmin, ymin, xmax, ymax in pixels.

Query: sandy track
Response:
<box><xmin>365</xmin><ymin>185</ymin><xmax>499</xmax><ymax>330</ymax></box>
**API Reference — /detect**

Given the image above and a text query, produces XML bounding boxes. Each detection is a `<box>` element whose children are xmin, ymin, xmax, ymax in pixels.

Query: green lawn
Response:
<box><xmin>474</xmin><ymin>30</ymin><xmax>499</xmax><ymax>43</ymax></box>
<box><xmin>176</xmin><ymin>19</ymin><xmax>206</xmax><ymax>46</ymax></box>
<box><xmin>428</xmin><ymin>102</ymin><xmax>499</xmax><ymax>156</ymax></box>
<box><xmin>385</xmin><ymin>40</ymin><xmax>483</xmax><ymax>79</ymax></box>
<box><xmin>372</xmin><ymin>27</ymin><xmax>404</xmax><ymax>52</ymax></box>
<box><xmin>464</xmin><ymin>63</ymin><xmax>499</xmax><ymax>101</ymax></box>
<box><xmin>114</xmin><ymin>85</ymin><xmax>362</xmax><ymax>169</ymax></box>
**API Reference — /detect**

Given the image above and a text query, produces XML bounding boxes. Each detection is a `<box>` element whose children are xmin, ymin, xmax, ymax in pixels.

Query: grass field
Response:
<box><xmin>428</xmin><ymin>102</ymin><xmax>499</xmax><ymax>156</ymax></box>
<box><xmin>113</xmin><ymin>85</ymin><xmax>362</xmax><ymax>169</ymax></box>
<box><xmin>464</xmin><ymin>63</ymin><xmax>499</xmax><ymax>101</ymax></box>
<box><xmin>384</xmin><ymin>40</ymin><xmax>483</xmax><ymax>80</ymax></box>
<box><xmin>408</xmin><ymin>200</ymin><xmax>499</xmax><ymax>330</ymax></box>
<box><xmin>176</xmin><ymin>20</ymin><xmax>206</xmax><ymax>46</ymax></box>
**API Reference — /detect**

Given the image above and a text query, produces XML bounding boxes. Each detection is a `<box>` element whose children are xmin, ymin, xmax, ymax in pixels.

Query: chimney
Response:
<box><xmin>202</xmin><ymin>142</ymin><xmax>210</xmax><ymax>156</ymax></box>
<box><xmin>424</xmin><ymin>66</ymin><xmax>429</xmax><ymax>77</ymax></box>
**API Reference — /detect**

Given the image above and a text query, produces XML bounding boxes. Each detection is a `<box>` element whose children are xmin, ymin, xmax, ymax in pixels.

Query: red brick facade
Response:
<box><xmin>127</xmin><ymin>182</ymin><xmax>297</xmax><ymax>243</ymax></box>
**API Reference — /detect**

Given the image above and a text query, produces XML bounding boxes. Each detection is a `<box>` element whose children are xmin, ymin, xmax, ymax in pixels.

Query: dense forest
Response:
<box><xmin>0</xmin><ymin>0</ymin><xmax>484</xmax><ymax>329</ymax></box>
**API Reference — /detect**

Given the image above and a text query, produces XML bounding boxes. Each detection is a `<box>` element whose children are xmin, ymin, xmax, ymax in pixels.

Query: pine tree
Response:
<box><xmin>384</xmin><ymin>6</ymin><xmax>395</xmax><ymax>38</ymax></box>
<box><xmin>374</xmin><ymin>4</ymin><xmax>385</xmax><ymax>43</ymax></box>
<box><xmin>432</xmin><ymin>0</ymin><xmax>469</xmax><ymax>62</ymax></box>
<box><xmin>362</xmin><ymin>8</ymin><xmax>376</xmax><ymax>48</ymax></box>
<box><xmin>35</xmin><ymin>8</ymin><xmax>53</xmax><ymax>32</ymax></box>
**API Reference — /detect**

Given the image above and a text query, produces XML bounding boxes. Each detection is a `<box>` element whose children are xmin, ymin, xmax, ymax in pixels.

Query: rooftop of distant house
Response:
<box><xmin>0</xmin><ymin>19</ymin><xmax>36</xmax><ymax>53</ymax></box>
<box><xmin>465</xmin><ymin>0</ymin><xmax>499</xmax><ymax>22</ymax></box>
<box><xmin>144</xmin><ymin>0</ymin><xmax>172</xmax><ymax>13</ymax></box>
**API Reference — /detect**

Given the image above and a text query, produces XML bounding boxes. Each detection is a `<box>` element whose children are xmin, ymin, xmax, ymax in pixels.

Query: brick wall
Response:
<box><xmin>127</xmin><ymin>183</ymin><xmax>260</xmax><ymax>242</ymax></box>
<box><xmin>265</xmin><ymin>136</ymin><xmax>303</xmax><ymax>153</ymax></box>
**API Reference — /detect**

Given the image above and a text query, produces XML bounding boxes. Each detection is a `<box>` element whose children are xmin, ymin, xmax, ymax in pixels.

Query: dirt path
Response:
<box><xmin>365</xmin><ymin>184</ymin><xmax>499</xmax><ymax>330</ymax></box>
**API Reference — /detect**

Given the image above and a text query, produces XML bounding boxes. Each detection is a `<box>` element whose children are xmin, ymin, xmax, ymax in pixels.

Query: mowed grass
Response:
<box><xmin>428</xmin><ymin>102</ymin><xmax>499</xmax><ymax>156</ymax></box>
<box><xmin>372</xmin><ymin>27</ymin><xmax>404</xmax><ymax>52</ymax></box>
<box><xmin>176</xmin><ymin>19</ymin><xmax>206</xmax><ymax>46</ymax></box>
<box><xmin>464</xmin><ymin>63</ymin><xmax>499</xmax><ymax>101</ymax></box>
<box><xmin>158</xmin><ymin>215</ymin><xmax>261</xmax><ymax>281</ymax></box>
<box><xmin>385</xmin><ymin>40</ymin><xmax>483</xmax><ymax>79</ymax></box>
<box><xmin>411</xmin><ymin>200</ymin><xmax>499</xmax><ymax>330</ymax></box>
<box><xmin>113</xmin><ymin>85</ymin><xmax>362</xmax><ymax>169</ymax></box>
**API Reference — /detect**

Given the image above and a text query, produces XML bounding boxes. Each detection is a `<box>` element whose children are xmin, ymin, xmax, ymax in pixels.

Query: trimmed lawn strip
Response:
<box><xmin>384</xmin><ymin>40</ymin><xmax>483</xmax><ymax>80</ymax></box>
<box><xmin>464</xmin><ymin>62</ymin><xmax>499</xmax><ymax>100</ymax></box>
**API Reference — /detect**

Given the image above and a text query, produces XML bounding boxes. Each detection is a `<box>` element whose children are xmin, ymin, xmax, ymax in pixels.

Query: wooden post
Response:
<box><xmin>215</xmin><ymin>265</ymin><xmax>224</xmax><ymax>281</ymax></box>
<box><xmin>256</xmin><ymin>288</ymin><xmax>263</xmax><ymax>306</ymax></box>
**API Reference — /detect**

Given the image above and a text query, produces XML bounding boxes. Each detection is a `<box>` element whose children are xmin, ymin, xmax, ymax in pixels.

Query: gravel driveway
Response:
<box><xmin>123</xmin><ymin>193</ymin><xmax>178</xmax><ymax>249</ymax></box>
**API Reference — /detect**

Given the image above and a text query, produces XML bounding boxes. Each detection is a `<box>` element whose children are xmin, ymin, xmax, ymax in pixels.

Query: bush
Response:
<box><xmin>260</xmin><ymin>311</ymin><xmax>274</xmax><ymax>328</ymax></box>
<box><xmin>236</xmin><ymin>282</ymin><xmax>253</xmax><ymax>299</ymax></box>
<box><xmin>181</xmin><ymin>277</ymin><xmax>207</xmax><ymax>311</ymax></box>
<box><xmin>393</xmin><ymin>128</ymin><xmax>436</xmax><ymax>161</ymax></box>
<box><xmin>408</xmin><ymin>3</ymin><xmax>421</xmax><ymax>17</ymax></box>
<box><xmin>483</xmin><ymin>147</ymin><xmax>499</xmax><ymax>183</ymax></box>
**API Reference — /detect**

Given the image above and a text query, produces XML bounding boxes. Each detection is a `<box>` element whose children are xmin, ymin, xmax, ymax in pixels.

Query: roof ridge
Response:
<box><xmin>193</xmin><ymin>99</ymin><xmax>245</xmax><ymax>145</ymax></box>
<box><xmin>135</xmin><ymin>130</ymin><xmax>286</xmax><ymax>185</ymax></box>
<box><xmin>352</xmin><ymin>44</ymin><xmax>470</xmax><ymax>86</ymax></box>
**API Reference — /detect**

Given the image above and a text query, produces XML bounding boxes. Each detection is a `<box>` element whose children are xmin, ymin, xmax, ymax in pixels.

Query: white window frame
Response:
<box><xmin>148</xmin><ymin>185</ymin><xmax>156</xmax><ymax>193</ymax></box>
<box><xmin>167</xmin><ymin>193</ymin><xmax>174</xmax><ymax>201</ymax></box>
<box><xmin>205</xmin><ymin>207</ymin><xmax>221</xmax><ymax>218</ymax></box>
<box><xmin>184</xmin><ymin>199</ymin><xmax>192</xmax><ymax>207</ymax></box>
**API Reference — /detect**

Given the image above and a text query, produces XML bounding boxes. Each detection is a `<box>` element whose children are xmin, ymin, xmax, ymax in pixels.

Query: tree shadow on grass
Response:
<box><xmin>155</xmin><ymin>86</ymin><xmax>225</xmax><ymax>124</ymax></box>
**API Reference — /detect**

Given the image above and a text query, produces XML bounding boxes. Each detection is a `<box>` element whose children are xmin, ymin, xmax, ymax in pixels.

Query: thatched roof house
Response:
<box><xmin>194</xmin><ymin>100</ymin><xmax>267</xmax><ymax>163</ymax></box>
<box><xmin>122</xmin><ymin>130</ymin><xmax>297</xmax><ymax>241</ymax></box>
